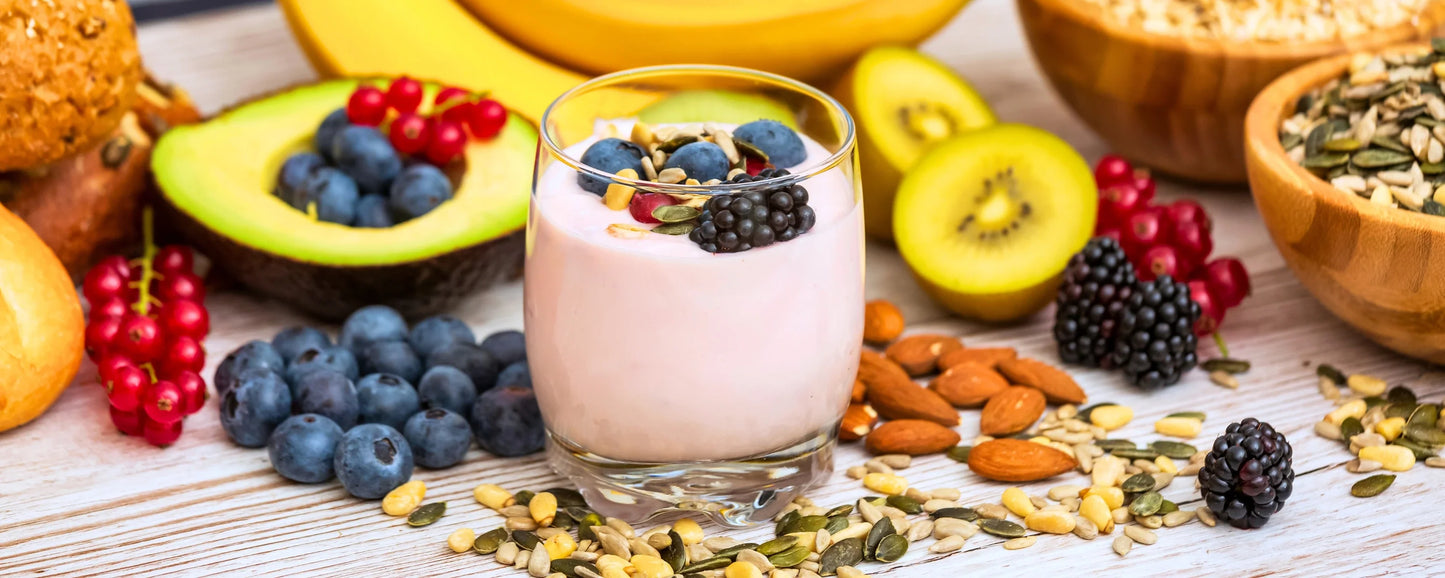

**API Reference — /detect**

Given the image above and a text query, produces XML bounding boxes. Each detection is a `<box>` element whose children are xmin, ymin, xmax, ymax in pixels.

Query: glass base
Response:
<box><xmin>546</xmin><ymin>429</ymin><xmax>835</xmax><ymax>527</ymax></box>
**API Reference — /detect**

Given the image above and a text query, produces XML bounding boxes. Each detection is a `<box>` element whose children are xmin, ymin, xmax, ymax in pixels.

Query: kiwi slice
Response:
<box><xmin>893</xmin><ymin>124</ymin><xmax>1097</xmax><ymax>322</ymax></box>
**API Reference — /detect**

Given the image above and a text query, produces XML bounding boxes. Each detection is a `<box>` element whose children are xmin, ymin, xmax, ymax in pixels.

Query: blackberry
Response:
<box><xmin>1053</xmin><ymin>237</ymin><xmax>1138</xmax><ymax>367</ymax></box>
<box><xmin>1199</xmin><ymin>418</ymin><xmax>1294</xmax><ymax>528</ymax></box>
<box><xmin>687</xmin><ymin>169</ymin><xmax>816</xmax><ymax>253</ymax></box>
<box><xmin>1110</xmin><ymin>274</ymin><xmax>1199</xmax><ymax>389</ymax></box>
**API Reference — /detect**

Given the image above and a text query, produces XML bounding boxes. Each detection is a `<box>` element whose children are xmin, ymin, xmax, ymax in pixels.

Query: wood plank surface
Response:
<box><xmin>2</xmin><ymin>1</ymin><xmax>1440</xmax><ymax>576</ymax></box>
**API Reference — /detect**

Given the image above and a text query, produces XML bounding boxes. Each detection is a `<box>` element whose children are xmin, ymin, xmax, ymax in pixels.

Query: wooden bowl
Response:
<box><xmin>1017</xmin><ymin>0</ymin><xmax>1445</xmax><ymax>183</ymax></box>
<box><xmin>1246</xmin><ymin>43</ymin><xmax>1445</xmax><ymax>363</ymax></box>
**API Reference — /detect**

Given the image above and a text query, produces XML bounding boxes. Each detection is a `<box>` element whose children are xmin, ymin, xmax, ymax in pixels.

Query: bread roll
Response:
<box><xmin>0</xmin><ymin>204</ymin><xmax>84</xmax><ymax>432</ymax></box>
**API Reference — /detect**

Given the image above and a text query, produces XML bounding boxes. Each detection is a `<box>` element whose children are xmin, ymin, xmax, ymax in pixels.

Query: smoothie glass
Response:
<box><xmin>525</xmin><ymin>66</ymin><xmax>863</xmax><ymax>526</ymax></box>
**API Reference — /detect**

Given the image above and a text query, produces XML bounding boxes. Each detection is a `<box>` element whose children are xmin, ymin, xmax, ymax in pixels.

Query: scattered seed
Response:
<box><xmin>1315</xmin><ymin>420</ymin><xmax>1344</xmax><ymax>440</ymax></box>
<box><xmin>929</xmin><ymin>535</ymin><xmax>967</xmax><ymax>553</ymax></box>
<box><xmin>945</xmin><ymin>446</ymin><xmax>971</xmax><ymax>463</ymax></box>
<box><xmin>978</xmin><ymin>519</ymin><xmax>1026</xmax><ymax>539</ymax></box>
<box><xmin>1112</xmin><ymin>535</ymin><xmax>1133</xmax><ymax>557</ymax></box>
<box><xmin>1195</xmin><ymin>507</ymin><xmax>1217</xmax><ymax>527</ymax></box>
<box><xmin>1121</xmin><ymin>473</ymin><xmax>1156</xmax><ymax>493</ymax></box>
<box><xmin>1123</xmin><ymin>525</ymin><xmax>1157</xmax><ymax>545</ymax></box>
<box><xmin>1351</xmin><ymin>474</ymin><xmax>1397</xmax><ymax>497</ymax></box>
<box><xmin>1201</xmin><ymin>358</ymin><xmax>1250</xmax><ymax>374</ymax></box>
<box><xmin>474</xmin><ymin>527</ymin><xmax>509</xmax><ymax>554</ymax></box>
<box><xmin>1149</xmin><ymin>441</ymin><xmax>1198</xmax><ymax>459</ymax></box>
<box><xmin>408</xmin><ymin>502</ymin><xmax>446</xmax><ymax>527</ymax></box>
<box><xmin>1162</xmin><ymin>510</ymin><xmax>1195</xmax><ymax>528</ymax></box>
<box><xmin>818</xmin><ymin>538</ymin><xmax>863</xmax><ymax>574</ymax></box>
<box><xmin>1002</xmin><ymin>536</ymin><xmax>1036</xmax><ymax>550</ymax></box>
<box><xmin>1209</xmin><ymin>371</ymin><xmax>1240</xmax><ymax>389</ymax></box>
<box><xmin>873</xmin><ymin>534</ymin><xmax>908</xmax><ymax>563</ymax></box>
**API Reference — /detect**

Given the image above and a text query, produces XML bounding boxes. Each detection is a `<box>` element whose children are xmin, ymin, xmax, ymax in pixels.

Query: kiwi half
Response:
<box><xmin>894</xmin><ymin>124</ymin><xmax>1097</xmax><ymax>322</ymax></box>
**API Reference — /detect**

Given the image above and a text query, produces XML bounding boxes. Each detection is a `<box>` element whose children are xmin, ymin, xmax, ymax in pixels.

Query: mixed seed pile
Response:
<box><xmin>1281</xmin><ymin>42</ymin><xmax>1445</xmax><ymax>214</ymax></box>
<box><xmin>1081</xmin><ymin>0</ymin><xmax>1426</xmax><ymax>42</ymax></box>
<box><xmin>1310</xmin><ymin>364</ymin><xmax>1445</xmax><ymax>498</ymax></box>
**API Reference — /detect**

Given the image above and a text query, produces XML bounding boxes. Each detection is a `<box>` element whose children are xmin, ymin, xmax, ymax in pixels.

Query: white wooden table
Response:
<box><xmin>2</xmin><ymin>1</ymin><xmax>1440</xmax><ymax>575</ymax></box>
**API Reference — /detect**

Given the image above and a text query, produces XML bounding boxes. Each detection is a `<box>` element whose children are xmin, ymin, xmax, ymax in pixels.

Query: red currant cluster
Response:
<box><xmin>82</xmin><ymin>211</ymin><xmax>211</xmax><ymax>446</ymax></box>
<box><xmin>1092</xmin><ymin>155</ymin><xmax>1252</xmax><ymax>336</ymax></box>
<box><xmin>345</xmin><ymin>77</ymin><xmax>507</xmax><ymax>166</ymax></box>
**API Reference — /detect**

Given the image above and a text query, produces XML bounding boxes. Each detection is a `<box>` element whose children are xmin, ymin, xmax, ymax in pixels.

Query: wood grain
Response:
<box><xmin>1</xmin><ymin>1</ymin><xmax>1442</xmax><ymax>576</ymax></box>
<box><xmin>1017</xmin><ymin>0</ymin><xmax>1445</xmax><ymax>183</ymax></box>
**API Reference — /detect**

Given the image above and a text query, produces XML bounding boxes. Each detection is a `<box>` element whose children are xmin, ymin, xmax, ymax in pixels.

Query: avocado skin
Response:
<box><xmin>159</xmin><ymin>198</ymin><xmax>523</xmax><ymax>321</ymax></box>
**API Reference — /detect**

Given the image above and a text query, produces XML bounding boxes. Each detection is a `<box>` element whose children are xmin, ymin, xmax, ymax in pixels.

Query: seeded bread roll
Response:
<box><xmin>0</xmin><ymin>0</ymin><xmax>142</xmax><ymax>171</ymax></box>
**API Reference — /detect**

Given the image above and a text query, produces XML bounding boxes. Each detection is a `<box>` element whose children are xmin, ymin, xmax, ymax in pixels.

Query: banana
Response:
<box><xmin>455</xmin><ymin>0</ymin><xmax>973</xmax><ymax>83</ymax></box>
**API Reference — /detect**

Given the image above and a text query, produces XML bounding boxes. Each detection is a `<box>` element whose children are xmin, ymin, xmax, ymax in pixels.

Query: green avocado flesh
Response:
<box><xmin>637</xmin><ymin>89</ymin><xmax>799</xmax><ymax>129</ymax></box>
<box><xmin>152</xmin><ymin>79</ymin><xmax>536</xmax><ymax>267</ymax></box>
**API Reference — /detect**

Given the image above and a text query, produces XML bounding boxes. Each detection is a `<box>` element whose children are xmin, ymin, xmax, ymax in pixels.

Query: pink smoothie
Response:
<box><xmin>524</xmin><ymin>122</ymin><xmax>863</xmax><ymax>463</ymax></box>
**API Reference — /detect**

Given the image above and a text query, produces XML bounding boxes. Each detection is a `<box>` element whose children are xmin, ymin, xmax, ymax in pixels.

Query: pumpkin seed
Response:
<box><xmin>710</xmin><ymin>542</ymin><xmax>760</xmax><ymax>559</ymax></box>
<box><xmin>874</xmin><ymin>534</ymin><xmax>908</xmax><ymax>563</ymax></box>
<box><xmin>1201</xmin><ymin>358</ymin><xmax>1250</xmax><ymax>374</ymax></box>
<box><xmin>1281</xmin><ymin>133</ymin><xmax>1304</xmax><ymax>150</ymax></box>
<box><xmin>768</xmin><ymin>544</ymin><xmax>810</xmax><ymax>568</ymax></box>
<box><xmin>1305</xmin><ymin>122</ymin><xmax>1334</xmax><ymax>156</ymax></box>
<box><xmin>574</xmin><ymin>510</ymin><xmax>604</xmax><ymax>541</ymax></box>
<box><xmin>679</xmin><ymin>556</ymin><xmax>733</xmax><ymax>573</ymax></box>
<box><xmin>824</xmin><ymin>504</ymin><xmax>854</xmax><ymax>518</ymax></box>
<box><xmin>1387</xmin><ymin>386</ymin><xmax>1418</xmax><ymax>405</ymax></box>
<box><xmin>1149</xmin><ymin>440</ymin><xmax>1198</xmax><ymax>459</ymax></box>
<box><xmin>473</xmin><ymin>527</ymin><xmax>509</xmax><ymax>554</ymax></box>
<box><xmin>732</xmin><ymin>138</ymin><xmax>770</xmax><ymax>161</ymax></box>
<box><xmin>1121</xmin><ymin>473</ymin><xmax>1156</xmax><ymax>493</ymax></box>
<box><xmin>1323</xmin><ymin>138</ymin><xmax>1363</xmax><ymax>152</ymax></box>
<box><xmin>818</xmin><ymin>538</ymin><xmax>863</xmax><ymax>575</ymax></box>
<box><xmin>1395</xmin><ymin>437</ymin><xmax>1437</xmax><ymax>460</ymax></box>
<box><xmin>774</xmin><ymin>510</ymin><xmax>800</xmax><ymax>537</ymax></box>
<box><xmin>101</xmin><ymin>136</ymin><xmax>132</xmax><ymax>169</ymax></box>
<box><xmin>1351</xmin><ymin>474</ymin><xmax>1396</xmax><ymax>497</ymax></box>
<box><xmin>784</xmin><ymin>515</ymin><xmax>828</xmax><ymax>535</ymax></box>
<box><xmin>1409</xmin><ymin>403</ymin><xmax>1439</xmax><ymax>429</ymax></box>
<box><xmin>1095</xmin><ymin>439</ymin><xmax>1137</xmax><ymax>451</ymax></box>
<box><xmin>652</xmin><ymin>222</ymin><xmax>696</xmax><ymax>235</ymax></box>
<box><xmin>1341</xmin><ymin>417</ymin><xmax>1365</xmax><ymax>442</ymax></box>
<box><xmin>885</xmin><ymin>495</ymin><xmax>922</xmax><ymax>515</ymax></box>
<box><xmin>1372</xmin><ymin>135</ymin><xmax>1413</xmax><ymax>153</ymax></box>
<box><xmin>407</xmin><ymin>502</ymin><xmax>446</xmax><ymax>527</ymax></box>
<box><xmin>1405</xmin><ymin>423</ymin><xmax>1445</xmax><ymax>447</ymax></box>
<box><xmin>1078</xmin><ymin>403</ymin><xmax>1117</xmax><ymax>422</ymax></box>
<box><xmin>551</xmin><ymin>559</ymin><xmax>600</xmax><ymax>578</ymax></box>
<box><xmin>660</xmin><ymin>530</ymin><xmax>686</xmax><ymax>571</ymax></box>
<box><xmin>824</xmin><ymin>515</ymin><xmax>850</xmax><ymax>535</ymax></box>
<box><xmin>1304</xmin><ymin>152</ymin><xmax>1351</xmax><ymax>168</ymax></box>
<box><xmin>1363</xmin><ymin>396</ymin><xmax>1387</xmax><ymax>408</ymax></box>
<box><xmin>864</xmin><ymin>517</ymin><xmax>895</xmax><ymax>559</ymax></box>
<box><xmin>757</xmin><ymin>536</ymin><xmax>798</xmax><ymax>556</ymax></box>
<box><xmin>652</xmin><ymin>205</ymin><xmax>700</xmax><ymax>223</ymax></box>
<box><xmin>1354</xmin><ymin>148</ymin><xmax>1416</xmax><ymax>168</ymax></box>
<box><xmin>1386</xmin><ymin>402</ymin><xmax>1419</xmax><ymax>420</ymax></box>
<box><xmin>512</xmin><ymin>529</ymin><xmax>541</xmax><ymax>551</ymax></box>
<box><xmin>930</xmin><ymin>507</ymin><xmax>980</xmax><ymax>522</ymax></box>
<box><xmin>1164</xmin><ymin>411</ymin><xmax>1207</xmax><ymax>421</ymax></box>
<box><xmin>978</xmin><ymin>519</ymin><xmax>1025</xmax><ymax>538</ymax></box>
<box><xmin>1316</xmin><ymin>364</ymin><xmax>1347</xmax><ymax>384</ymax></box>
<box><xmin>1129</xmin><ymin>491</ymin><xmax>1163</xmax><ymax>517</ymax></box>
<box><xmin>1157</xmin><ymin>500</ymin><xmax>1178</xmax><ymax>515</ymax></box>
<box><xmin>946</xmin><ymin>445</ymin><xmax>971</xmax><ymax>463</ymax></box>
<box><xmin>1425</xmin><ymin>200</ymin><xmax>1445</xmax><ymax>215</ymax></box>
<box><xmin>656</xmin><ymin>135</ymin><xmax>699</xmax><ymax>153</ymax></box>
<box><xmin>513</xmin><ymin>490</ymin><xmax>535</xmax><ymax>506</ymax></box>
<box><xmin>1111</xmin><ymin>448</ymin><xmax>1160</xmax><ymax>460</ymax></box>
<box><xmin>544</xmin><ymin>488</ymin><xmax>587</xmax><ymax>508</ymax></box>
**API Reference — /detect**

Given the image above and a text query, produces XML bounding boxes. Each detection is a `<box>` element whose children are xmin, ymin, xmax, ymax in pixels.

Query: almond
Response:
<box><xmin>885</xmin><ymin>334</ymin><xmax>964</xmax><ymax>376</ymax></box>
<box><xmin>930</xmin><ymin>363</ymin><xmax>1009</xmax><ymax>408</ymax></box>
<box><xmin>850</xmin><ymin>378</ymin><xmax>867</xmax><ymax>404</ymax></box>
<box><xmin>979</xmin><ymin>386</ymin><xmax>1046</xmax><ymax>436</ymax></box>
<box><xmin>997</xmin><ymin>358</ymin><xmax>1088</xmax><ymax>405</ymax></box>
<box><xmin>938</xmin><ymin>347</ymin><xmax>1018</xmax><ymax>370</ymax></box>
<box><xmin>839</xmin><ymin>403</ymin><xmax>878</xmax><ymax>441</ymax></box>
<box><xmin>968</xmin><ymin>438</ymin><xmax>1077</xmax><ymax>482</ymax></box>
<box><xmin>865</xmin><ymin>419</ymin><xmax>961</xmax><ymax>455</ymax></box>
<box><xmin>860</xmin><ymin>352</ymin><xmax>960</xmax><ymax>427</ymax></box>
<box><xmin>863</xmin><ymin>300</ymin><xmax>905</xmax><ymax>344</ymax></box>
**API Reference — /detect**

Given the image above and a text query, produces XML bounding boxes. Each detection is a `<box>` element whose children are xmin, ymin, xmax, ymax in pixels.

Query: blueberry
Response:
<box><xmin>469</xmin><ymin>385</ymin><xmax>544</xmax><ymax>457</ymax></box>
<box><xmin>388</xmin><ymin>164</ymin><xmax>453</xmax><ymax>221</ymax></box>
<box><xmin>479</xmin><ymin>330</ymin><xmax>526</xmax><ymax>366</ymax></box>
<box><xmin>340</xmin><ymin>305</ymin><xmax>408</xmax><ymax>354</ymax></box>
<box><xmin>334</xmin><ymin>423</ymin><xmax>414</xmax><ymax>499</ymax></box>
<box><xmin>359</xmin><ymin>340</ymin><xmax>423</xmax><ymax>384</ymax></box>
<box><xmin>276</xmin><ymin>152</ymin><xmax>324</xmax><ymax>203</ymax></box>
<box><xmin>577</xmin><ymin>137</ymin><xmax>646</xmax><ymax>195</ymax></box>
<box><xmin>662</xmin><ymin>141</ymin><xmax>730</xmax><ymax>183</ymax></box>
<box><xmin>416</xmin><ymin>366</ymin><xmax>477</xmax><ymax>416</ymax></box>
<box><xmin>409</xmin><ymin>316</ymin><xmax>475</xmax><ymax>359</ymax></box>
<box><xmin>287</xmin><ymin>167</ymin><xmax>359</xmax><ymax>225</ymax></box>
<box><xmin>355</xmin><ymin>373</ymin><xmax>421</xmax><ymax>431</ymax></box>
<box><xmin>285</xmin><ymin>346</ymin><xmax>359</xmax><ymax>387</ymax></box>
<box><xmin>315</xmin><ymin>108</ymin><xmax>350</xmax><ymax>161</ymax></box>
<box><xmin>403</xmin><ymin>408</ymin><xmax>472</xmax><ymax>469</ymax></box>
<box><xmin>354</xmin><ymin>194</ymin><xmax>394</xmax><ymax>228</ymax></box>
<box><xmin>426</xmin><ymin>343</ymin><xmax>500</xmax><ymax>392</ymax></box>
<box><xmin>293</xmin><ymin>370</ymin><xmax>360</xmax><ymax>430</ymax></box>
<box><xmin>331</xmin><ymin>125</ymin><xmax>402</xmax><ymax>196</ymax></box>
<box><xmin>496</xmin><ymin>361</ymin><xmax>531</xmax><ymax>389</ymax></box>
<box><xmin>214</xmin><ymin>340</ymin><xmax>285</xmax><ymax>397</ymax></box>
<box><xmin>272</xmin><ymin>326</ymin><xmax>332</xmax><ymax>364</ymax></box>
<box><xmin>220</xmin><ymin>369</ymin><xmax>292</xmax><ymax>448</ymax></box>
<box><xmin>733</xmin><ymin>120</ymin><xmax>806</xmax><ymax>168</ymax></box>
<box><xmin>267</xmin><ymin>414</ymin><xmax>344</xmax><ymax>483</ymax></box>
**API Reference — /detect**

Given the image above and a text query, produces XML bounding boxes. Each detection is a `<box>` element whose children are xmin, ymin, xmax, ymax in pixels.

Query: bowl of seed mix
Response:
<box><xmin>1018</xmin><ymin>0</ymin><xmax>1445</xmax><ymax>184</ymax></box>
<box><xmin>1245</xmin><ymin>40</ymin><xmax>1445</xmax><ymax>364</ymax></box>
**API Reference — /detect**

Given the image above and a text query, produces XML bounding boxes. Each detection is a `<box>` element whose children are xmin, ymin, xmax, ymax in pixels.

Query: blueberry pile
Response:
<box><xmin>274</xmin><ymin>109</ymin><xmax>454</xmax><ymax>228</ymax></box>
<box><xmin>215</xmin><ymin>305</ymin><xmax>541</xmax><ymax>499</ymax></box>
<box><xmin>688</xmin><ymin>169</ymin><xmax>816</xmax><ymax>253</ymax></box>
<box><xmin>576</xmin><ymin>119</ymin><xmax>807</xmax><ymax>193</ymax></box>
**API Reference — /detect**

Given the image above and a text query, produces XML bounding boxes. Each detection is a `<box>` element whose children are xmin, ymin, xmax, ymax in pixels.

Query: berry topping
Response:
<box><xmin>628</xmin><ymin>192</ymin><xmax>677</xmax><ymax>224</ymax></box>
<box><xmin>661</xmin><ymin>141</ymin><xmax>730</xmax><ymax>183</ymax></box>
<box><xmin>688</xmin><ymin>170</ymin><xmax>815</xmax><ymax>253</ymax></box>
<box><xmin>345</xmin><ymin>86</ymin><xmax>388</xmax><ymax>126</ymax></box>
<box><xmin>577</xmin><ymin>138</ymin><xmax>647</xmax><ymax>195</ymax></box>
<box><xmin>733</xmin><ymin>120</ymin><xmax>806</xmax><ymax>168</ymax></box>
<box><xmin>1200</xmin><ymin>418</ymin><xmax>1294</xmax><ymax>528</ymax></box>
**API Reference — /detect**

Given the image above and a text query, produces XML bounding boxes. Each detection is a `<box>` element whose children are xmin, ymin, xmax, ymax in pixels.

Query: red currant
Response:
<box><xmin>85</xmin><ymin>316</ymin><xmax>124</xmax><ymax>359</ymax></box>
<box><xmin>1094</xmin><ymin>154</ymin><xmax>1133</xmax><ymax>186</ymax></box>
<box><xmin>1200</xmin><ymin>258</ymin><xmax>1251</xmax><ymax>309</ymax></box>
<box><xmin>153</xmin><ymin>246</ymin><xmax>194</xmax><ymax>276</ymax></box>
<box><xmin>434</xmin><ymin>86</ymin><xmax>470</xmax><ymax>107</ymax></box>
<box><xmin>388</xmin><ymin>113</ymin><xmax>431</xmax><ymax>155</ymax></box>
<box><xmin>441</xmin><ymin>100</ymin><xmax>474</xmax><ymax>125</ymax></box>
<box><xmin>82</xmin><ymin>263</ymin><xmax>128</xmax><ymax>303</ymax></box>
<box><xmin>115</xmin><ymin>313</ymin><xmax>165</xmax><ymax>362</ymax></box>
<box><xmin>1138</xmin><ymin>244</ymin><xmax>1193</xmax><ymax>281</ymax></box>
<box><xmin>106</xmin><ymin>365</ymin><xmax>148</xmax><ymax>412</ymax></box>
<box><xmin>156</xmin><ymin>272</ymin><xmax>206</xmax><ymax>303</ymax></box>
<box><xmin>1168</xmin><ymin>219</ymin><xmax>1213</xmax><ymax>267</ymax></box>
<box><xmin>425</xmin><ymin>120</ymin><xmax>467</xmax><ymax>165</ymax></box>
<box><xmin>143</xmin><ymin>417</ymin><xmax>183</xmax><ymax>447</ymax></box>
<box><xmin>346</xmin><ymin>86</ymin><xmax>388</xmax><ymax>126</ymax></box>
<box><xmin>110</xmin><ymin>406</ymin><xmax>145</xmax><ymax>436</ymax></box>
<box><xmin>629</xmin><ymin>193</ymin><xmax>678</xmax><ymax>224</ymax></box>
<box><xmin>1095</xmin><ymin>227</ymin><xmax>1123</xmax><ymax>244</ymax></box>
<box><xmin>158</xmin><ymin>299</ymin><xmax>209</xmax><ymax>340</ymax></box>
<box><xmin>467</xmin><ymin>99</ymin><xmax>507</xmax><ymax>140</ymax></box>
<box><xmin>95</xmin><ymin>255</ymin><xmax>132</xmax><ymax>280</ymax></box>
<box><xmin>1127</xmin><ymin>170</ymin><xmax>1156</xmax><ymax>202</ymax></box>
<box><xmin>96</xmin><ymin>354</ymin><xmax>137</xmax><ymax>385</ymax></box>
<box><xmin>385</xmin><ymin>76</ymin><xmax>424</xmax><ymax>114</ymax></box>
<box><xmin>1099</xmin><ymin>183</ymin><xmax>1148</xmax><ymax>229</ymax></box>
<box><xmin>1188</xmin><ymin>279</ymin><xmax>1225</xmax><ymax>337</ymax></box>
<box><xmin>1165</xmin><ymin>199</ymin><xmax>1211</xmax><ymax>231</ymax></box>
<box><xmin>90</xmin><ymin>297</ymin><xmax>130</xmax><ymax>321</ymax></box>
<box><xmin>171</xmin><ymin>370</ymin><xmax>207</xmax><ymax>415</ymax></box>
<box><xmin>1121</xmin><ymin>207</ymin><xmax>1168</xmax><ymax>259</ymax></box>
<box><xmin>144</xmin><ymin>380</ymin><xmax>185</xmax><ymax>424</ymax></box>
<box><xmin>158</xmin><ymin>335</ymin><xmax>206</xmax><ymax>377</ymax></box>
<box><xmin>745</xmin><ymin>157</ymin><xmax>768</xmax><ymax>176</ymax></box>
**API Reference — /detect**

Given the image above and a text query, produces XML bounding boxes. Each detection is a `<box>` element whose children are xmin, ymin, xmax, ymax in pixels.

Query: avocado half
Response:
<box><xmin>152</xmin><ymin>79</ymin><xmax>534</xmax><ymax>320</ymax></box>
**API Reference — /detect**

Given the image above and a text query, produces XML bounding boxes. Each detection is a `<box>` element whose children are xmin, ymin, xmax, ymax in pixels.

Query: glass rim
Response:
<box><xmin>539</xmin><ymin>64</ymin><xmax>857</xmax><ymax>194</ymax></box>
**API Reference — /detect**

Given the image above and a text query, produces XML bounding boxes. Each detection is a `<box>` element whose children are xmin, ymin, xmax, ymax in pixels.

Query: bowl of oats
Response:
<box><xmin>1246</xmin><ymin>41</ymin><xmax>1445</xmax><ymax>363</ymax></box>
<box><xmin>1018</xmin><ymin>0</ymin><xmax>1445</xmax><ymax>184</ymax></box>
